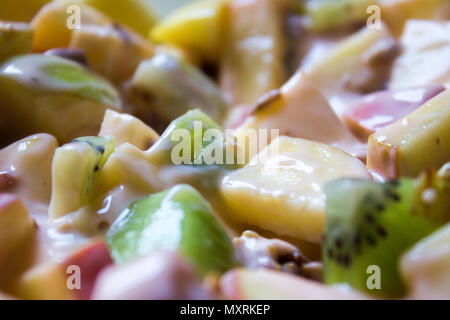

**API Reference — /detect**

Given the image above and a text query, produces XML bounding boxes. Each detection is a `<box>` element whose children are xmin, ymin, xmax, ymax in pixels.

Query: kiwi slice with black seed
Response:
<box><xmin>323</xmin><ymin>173</ymin><xmax>449</xmax><ymax>297</ymax></box>
<box><xmin>49</xmin><ymin>135</ymin><xmax>115</xmax><ymax>219</ymax></box>
<box><xmin>73</xmin><ymin>135</ymin><xmax>115</xmax><ymax>169</ymax></box>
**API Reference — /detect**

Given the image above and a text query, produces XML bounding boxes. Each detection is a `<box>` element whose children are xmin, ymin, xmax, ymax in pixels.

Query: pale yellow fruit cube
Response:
<box><xmin>151</xmin><ymin>0</ymin><xmax>228</xmax><ymax>61</ymax></box>
<box><xmin>221</xmin><ymin>136</ymin><xmax>370</xmax><ymax>243</ymax></box>
<box><xmin>99</xmin><ymin>110</ymin><xmax>159</xmax><ymax>151</ymax></box>
<box><xmin>401</xmin><ymin>223</ymin><xmax>450</xmax><ymax>299</ymax></box>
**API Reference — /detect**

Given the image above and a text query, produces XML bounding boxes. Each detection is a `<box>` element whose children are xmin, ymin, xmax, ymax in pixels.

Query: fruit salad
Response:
<box><xmin>0</xmin><ymin>0</ymin><xmax>449</xmax><ymax>300</ymax></box>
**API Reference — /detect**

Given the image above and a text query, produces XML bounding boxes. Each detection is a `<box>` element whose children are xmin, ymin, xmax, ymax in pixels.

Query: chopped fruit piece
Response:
<box><xmin>221</xmin><ymin>136</ymin><xmax>370</xmax><ymax>243</ymax></box>
<box><xmin>323</xmin><ymin>173</ymin><xmax>449</xmax><ymax>297</ymax></box>
<box><xmin>0</xmin><ymin>172</ymin><xmax>15</xmax><ymax>191</ymax></box>
<box><xmin>12</xmin><ymin>262</ymin><xmax>73</xmax><ymax>300</ymax></box>
<box><xmin>221</xmin><ymin>269</ymin><xmax>367</xmax><ymax>300</ymax></box>
<box><xmin>220</xmin><ymin>0</ymin><xmax>286</xmax><ymax>106</ymax></box>
<box><xmin>343</xmin><ymin>85</ymin><xmax>445</xmax><ymax>141</ymax></box>
<box><xmin>44</xmin><ymin>48</ymin><xmax>89</xmax><ymax>67</ymax></box>
<box><xmin>49</xmin><ymin>136</ymin><xmax>115</xmax><ymax>219</ymax></box>
<box><xmin>70</xmin><ymin>24</ymin><xmax>154</xmax><ymax>84</ymax></box>
<box><xmin>305</xmin><ymin>0</ymin><xmax>376</xmax><ymax>33</ymax></box>
<box><xmin>0</xmin><ymin>22</ymin><xmax>33</xmax><ymax>62</ymax></box>
<box><xmin>96</xmin><ymin>143</ymin><xmax>163</xmax><ymax>194</ymax></box>
<box><xmin>99</xmin><ymin>109</ymin><xmax>159</xmax><ymax>150</ymax></box>
<box><xmin>379</xmin><ymin>0</ymin><xmax>450</xmax><ymax>36</ymax></box>
<box><xmin>12</xmin><ymin>239</ymin><xmax>112</xmax><ymax>300</ymax></box>
<box><xmin>92</xmin><ymin>252</ymin><xmax>213</xmax><ymax>300</ymax></box>
<box><xmin>0</xmin><ymin>134</ymin><xmax>57</xmax><ymax>205</ymax></box>
<box><xmin>0</xmin><ymin>194</ymin><xmax>35</xmax><ymax>287</ymax></box>
<box><xmin>147</xmin><ymin>109</ymin><xmax>236</xmax><ymax>168</ymax></box>
<box><xmin>234</xmin><ymin>230</ymin><xmax>310</xmax><ymax>276</ymax></box>
<box><xmin>126</xmin><ymin>53</ymin><xmax>227</xmax><ymax>131</ymax></box>
<box><xmin>237</xmin><ymin>73</ymin><xmax>366</xmax><ymax>159</ymax></box>
<box><xmin>390</xmin><ymin>20</ymin><xmax>450</xmax><ymax>91</ymax></box>
<box><xmin>367</xmin><ymin>89</ymin><xmax>450</xmax><ymax>179</ymax></box>
<box><xmin>151</xmin><ymin>0</ymin><xmax>228</xmax><ymax>61</ymax></box>
<box><xmin>0</xmin><ymin>54</ymin><xmax>121</xmax><ymax>144</ymax></box>
<box><xmin>79</xmin><ymin>0</ymin><xmax>156</xmax><ymax>36</ymax></box>
<box><xmin>0</xmin><ymin>0</ymin><xmax>51</xmax><ymax>22</ymax></box>
<box><xmin>31</xmin><ymin>0</ymin><xmax>110</xmax><ymax>52</ymax></box>
<box><xmin>303</xmin><ymin>23</ymin><xmax>397</xmax><ymax>96</ymax></box>
<box><xmin>401</xmin><ymin>223</ymin><xmax>450</xmax><ymax>299</ymax></box>
<box><xmin>107</xmin><ymin>184</ymin><xmax>235</xmax><ymax>275</ymax></box>
<box><xmin>62</xmin><ymin>239</ymin><xmax>112</xmax><ymax>300</ymax></box>
<box><xmin>72</xmin><ymin>136</ymin><xmax>115</xmax><ymax>168</ymax></box>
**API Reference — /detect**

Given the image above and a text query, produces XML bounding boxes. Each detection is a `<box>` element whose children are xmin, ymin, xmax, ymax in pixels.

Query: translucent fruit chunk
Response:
<box><xmin>220</xmin><ymin>136</ymin><xmax>370</xmax><ymax>243</ymax></box>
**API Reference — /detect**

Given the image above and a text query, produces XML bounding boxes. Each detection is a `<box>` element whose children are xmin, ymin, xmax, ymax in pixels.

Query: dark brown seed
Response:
<box><xmin>385</xmin><ymin>189</ymin><xmax>401</xmax><ymax>201</ymax></box>
<box><xmin>377</xmin><ymin>227</ymin><xmax>387</xmax><ymax>238</ymax></box>
<box><xmin>366</xmin><ymin>235</ymin><xmax>376</xmax><ymax>246</ymax></box>
<box><xmin>342</xmin><ymin>255</ymin><xmax>352</xmax><ymax>267</ymax></box>
<box><xmin>97</xmin><ymin>221</ymin><xmax>109</xmax><ymax>231</ymax></box>
<box><xmin>375</xmin><ymin>203</ymin><xmax>385</xmax><ymax>212</ymax></box>
<box><xmin>335</xmin><ymin>238</ymin><xmax>343</xmax><ymax>248</ymax></box>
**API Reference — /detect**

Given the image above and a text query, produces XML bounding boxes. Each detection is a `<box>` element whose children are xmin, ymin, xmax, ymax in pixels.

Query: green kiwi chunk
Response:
<box><xmin>107</xmin><ymin>184</ymin><xmax>236</xmax><ymax>275</ymax></box>
<box><xmin>323</xmin><ymin>172</ymin><xmax>449</xmax><ymax>297</ymax></box>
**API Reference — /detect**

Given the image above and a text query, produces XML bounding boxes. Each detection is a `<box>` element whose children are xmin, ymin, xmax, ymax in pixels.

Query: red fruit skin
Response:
<box><xmin>92</xmin><ymin>252</ymin><xmax>214</xmax><ymax>300</ymax></box>
<box><xmin>0</xmin><ymin>172</ymin><xmax>16</xmax><ymax>191</ymax></box>
<box><xmin>63</xmin><ymin>239</ymin><xmax>113</xmax><ymax>300</ymax></box>
<box><xmin>344</xmin><ymin>85</ymin><xmax>445</xmax><ymax>141</ymax></box>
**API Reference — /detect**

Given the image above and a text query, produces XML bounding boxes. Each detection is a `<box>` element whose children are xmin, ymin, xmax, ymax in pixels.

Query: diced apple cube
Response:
<box><xmin>62</xmin><ymin>239</ymin><xmax>112</xmax><ymax>300</ymax></box>
<box><xmin>0</xmin><ymin>194</ymin><xmax>35</xmax><ymax>286</ymax></box>
<box><xmin>343</xmin><ymin>85</ymin><xmax>445</xmax><ymax>140</ymax></box>
<box><xmin>12</xmin><ymin>262</ymin><xmax>73</xmax><ymax>300</ymax></box>
<box><xmin>92</xmin><ymin>252</ymin><xmax>212</xmax><ymax>300</ymax></box>
<box><xmin>390</xmin><ymin>20</ymin><xmax>450</xmax><ymax>90</ymax></box>
<box><xmin>236</xmin><ymin>73</ymin><xmax>366</xmax><ymax>159</ymax></box>
<box><xmin>70</xmin><ymin>24</ymin><xmax>154</xmax><ymax>84</ymax></box>
<box><xmin>31</xmin><ymin>0</ymin><xmax>110</xmax><ymax>52</ymax></box>
<box><xmin>367</xmin><ymin>89</ymin><xmax>450</xmax><ymax>179</ymax></box>
<box><xmin>221</xmin><ymin>268</ymin><xmax>367</xmax><ymax>300</ymax></box>
<box><xmin>401</xmin><ymin>223</ymin><xmax>450</xmax><ymax>299</ymax></box>
<box><xmin>0</xmin><ymin>22</ymin><xmax>33</xmax><ymax>62</ymax></box>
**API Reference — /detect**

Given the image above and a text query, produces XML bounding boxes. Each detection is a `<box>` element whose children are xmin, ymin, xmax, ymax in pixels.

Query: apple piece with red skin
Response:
<box><xmin>343</xmin><ymin>85</ymin><xmax>445</xmax><ymax>141</ymax></box>
<box><xmin>62</xmin><ymin>239</ymin><xmax>113</xmax><ymax>300</ymax></box>
<box><xmin>0</xmin><ymin>193</ymin><xmax>35</xmax><ymax>287</ymax></box>
<box><xmin>12</xmin><ymin>239</ymin><xmax>112</xmax><ymax>300</ymax></box>
<box><xmin>221</xmin><ymin>268</ymin><xmax>368</xmax><ymax>300</ymax></box>
<box><xmin>92</xmin><ymin>251</ymin><xmax>213</xmax><ymax>300</ymax></box>
<box><xmin>367</xmin><ymin>89</ymin><xmax>450</xmax><ymax>179</ymax></box>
